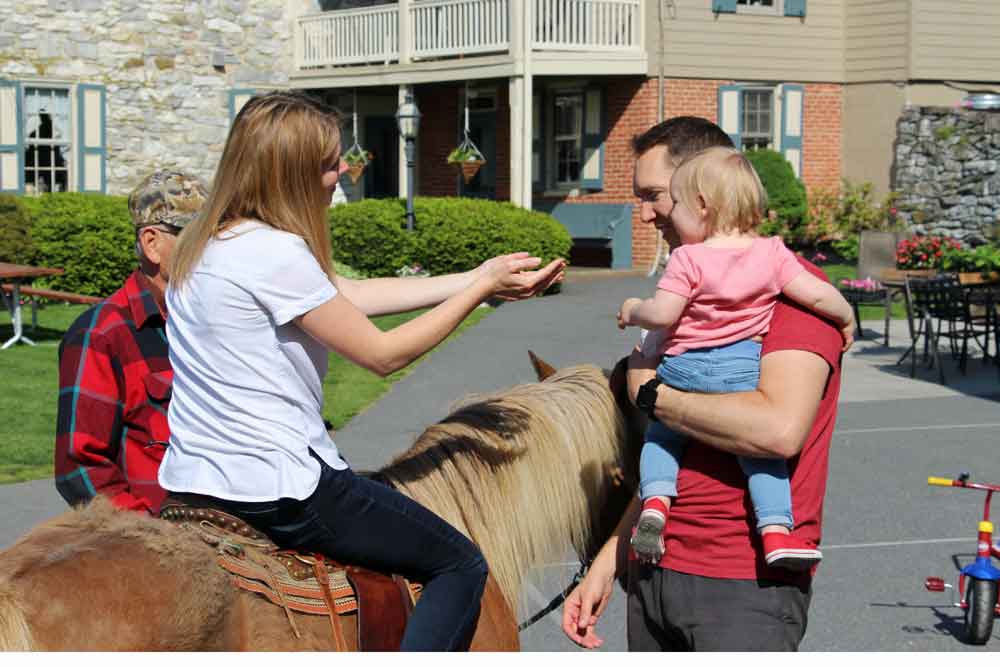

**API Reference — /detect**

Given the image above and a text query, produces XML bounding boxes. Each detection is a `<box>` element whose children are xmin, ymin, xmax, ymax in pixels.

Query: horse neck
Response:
<box><xmin>379</xmin><ymin>367</ymin><xmax>629</xmax><ymax>610</ymax></box>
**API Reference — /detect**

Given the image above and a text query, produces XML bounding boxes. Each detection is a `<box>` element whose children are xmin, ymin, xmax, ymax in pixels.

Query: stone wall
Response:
<box><xmin>1</xmin><ymin>0</ymin><xmax>314</xmax><ymax>194</ymax></box>
<box><xmin>893</xmin><ymin>106</ymin><xmax>1000</xmax><ymax>245</ymax></box>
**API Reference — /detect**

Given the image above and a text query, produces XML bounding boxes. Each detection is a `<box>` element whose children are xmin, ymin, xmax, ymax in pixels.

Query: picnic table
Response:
<box><xmin>0</xmin><ymin>262</ymin><xmax>63</xmax><ymax>349</ymax></box>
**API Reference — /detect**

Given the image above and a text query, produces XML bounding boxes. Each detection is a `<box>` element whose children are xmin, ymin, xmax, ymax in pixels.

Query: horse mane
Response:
<box><xmin>379</xmin><ymin>363</ymin><xmax>630</xmax><ymax>609</ymax></box>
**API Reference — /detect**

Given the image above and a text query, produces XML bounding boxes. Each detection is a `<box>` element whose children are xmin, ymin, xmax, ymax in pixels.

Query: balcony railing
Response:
<box><xmin>295</xmin><ymin>0</ymin><xmax>642</xmax><ymax>69</ymax></box>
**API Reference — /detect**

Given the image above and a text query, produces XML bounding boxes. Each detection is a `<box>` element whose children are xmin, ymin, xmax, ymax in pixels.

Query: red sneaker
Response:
<box><xmin>631</xmin><ymin>498</ymin><xmax>669</xmax><ymax>562</ymax></box>
<box><xmin>763</xmin><ymin>532</ymin><xmax>822</xmax><ymax>571</ymax></box>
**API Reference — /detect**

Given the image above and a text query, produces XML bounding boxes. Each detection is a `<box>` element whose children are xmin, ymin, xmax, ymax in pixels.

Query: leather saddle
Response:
<box><xmin>159</xmin><ymin>495</ymin><xmax>420</xmax><ymax>651</ymax></box>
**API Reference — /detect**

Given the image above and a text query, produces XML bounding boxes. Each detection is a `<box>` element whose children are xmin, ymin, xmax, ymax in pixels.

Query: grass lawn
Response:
<box><xmin>0</xmin><ymin>301</ymin><xmax>489</xmax><ymax>485</ymax></box>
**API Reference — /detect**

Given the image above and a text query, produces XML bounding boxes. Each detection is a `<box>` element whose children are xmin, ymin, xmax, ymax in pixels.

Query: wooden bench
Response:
<box><xmin>2</xmin><ymin>284</ymin><xmax>102</xmax><ymax>331</ymax></box>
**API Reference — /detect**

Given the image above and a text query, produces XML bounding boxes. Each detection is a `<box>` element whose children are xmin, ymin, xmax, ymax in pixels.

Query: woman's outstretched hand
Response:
<box><xmin>475</xmin><ymin>252</ymin><xmax>566</xmax><ymax>301</ymax></box>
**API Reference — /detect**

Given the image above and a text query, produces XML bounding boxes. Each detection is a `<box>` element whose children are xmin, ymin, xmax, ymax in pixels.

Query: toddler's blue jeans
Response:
<box><xmin>640</xmin><ymin>339</ymin><xmax>794</xmax><ymax>530</ymax></box>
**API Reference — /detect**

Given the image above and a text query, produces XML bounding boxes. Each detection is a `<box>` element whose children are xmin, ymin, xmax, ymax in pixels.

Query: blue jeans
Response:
<box><xmin>203</xmin><ymin>453</ymin><xmax>488</xmax><ymax>651</ymax></box>
<box><xmin>640</xmin><ymin>339</ymin><xmax>793</xmax><ymax>530</ymax></box>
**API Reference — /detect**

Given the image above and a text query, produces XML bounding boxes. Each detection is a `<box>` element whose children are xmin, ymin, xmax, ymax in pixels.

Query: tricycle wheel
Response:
<box><xmin>965</xmin><ymin>577</ymin><xmax>997</xmax><ymax>645</ymax></box>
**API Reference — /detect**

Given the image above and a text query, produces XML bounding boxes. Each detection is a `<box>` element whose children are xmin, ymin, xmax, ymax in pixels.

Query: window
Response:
<box><xmin>553</xmin><ymin>93</ymin><xmax>582</xmax><ymax>186</ymax></box>
<box><xmin>24</xmin><ymin>86</ymin><xmax>71</xmax><ymax>194</ymax></box>
<box><xmin>737</xmin><ymin>0</ymin><xmax>781</xmax><ymax>14</ymax></box>
<box><xmin>741</xmin><ymin>89</ymin><xmax>773</xmax><ymax>151</ymax></box>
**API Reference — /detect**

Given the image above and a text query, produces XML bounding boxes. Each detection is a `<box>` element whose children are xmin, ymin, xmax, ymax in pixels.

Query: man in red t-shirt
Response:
<box><xmin>561</xmin><ymin>117</ymin><xmax>842</xmax><ymax>651</ymax></box>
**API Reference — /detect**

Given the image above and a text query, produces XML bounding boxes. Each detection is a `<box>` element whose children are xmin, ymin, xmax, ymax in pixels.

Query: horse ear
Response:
<box><xmin>528</xmin><ymin>350</ymin><xmax>557</xmax><ymax>381</ymax></box>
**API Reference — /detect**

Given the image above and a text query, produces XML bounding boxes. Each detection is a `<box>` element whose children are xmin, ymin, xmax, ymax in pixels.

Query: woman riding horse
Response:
<box><xmin>159</xmin><ymin>90</ymin><xmax>564</xmax><ymax>651</ymax></box>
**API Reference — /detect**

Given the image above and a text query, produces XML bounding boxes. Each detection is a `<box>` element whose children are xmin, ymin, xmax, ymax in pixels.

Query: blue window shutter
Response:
<box><xmin>228</xmin><ymin>89</ymin><xmax>256</xmax><ymax>127</ymax></box>
<box><xmin>532</xmin><ymin>92</ymin><xmax>544</xmax><ymax>192</ymax></box>
<box><xmin>717</xmin><ymin>84</ymin><xmax>742</xmax><ymax>149</ymax></box>
<box><xmin>780</xmin><ymin>83</ymin><xmax>804</xmax><ymax>178</ymax></box>
<box><xmin>580</xmin><ymin>86</ymin><xmax>605</xmax><ymax>191</ymax></box>
<box><xmin>784</xmin><ymin>0</ymin><xmax>806</xmax><ymax>17</ymax></box>
<box><xmin>76</xmin><ymin>83</ymin><xmax>106</xmax><ymax>194</ymax></box>
<box><xmin>713</xmin><ymin>0</ymin><xmax>738</xmax><ymax>13</ymax></box>
<box><xmin>0</xmin><ymin>79</ymin><xmax>23</xmax><ymax>194</ymax></box>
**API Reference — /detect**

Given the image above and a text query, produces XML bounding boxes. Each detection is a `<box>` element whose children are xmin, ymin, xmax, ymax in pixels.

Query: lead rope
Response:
<box><xmin>517</xmin><ymin>560</ymin><xmax>589</xmax><ymax>632</ymax></box>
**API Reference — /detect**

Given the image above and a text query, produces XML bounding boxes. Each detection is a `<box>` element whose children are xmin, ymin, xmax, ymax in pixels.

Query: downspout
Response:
<box><xmin>649</xmin><ymin>0</ymin><xmax>670</xmax><ymax>276</ymax></box>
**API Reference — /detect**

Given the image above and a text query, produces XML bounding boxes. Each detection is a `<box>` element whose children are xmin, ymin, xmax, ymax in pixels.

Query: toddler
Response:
<box><xmin>618</xmin><ymin>146</ymin><xmax>854</xmax><ymax>570</ymax></box>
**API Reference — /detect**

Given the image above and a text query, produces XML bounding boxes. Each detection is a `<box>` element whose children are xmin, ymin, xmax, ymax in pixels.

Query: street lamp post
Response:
<box><xmin>396</xmin><ymin>96</ymin><xmax>421</xmax><ymax>232</ymax></box>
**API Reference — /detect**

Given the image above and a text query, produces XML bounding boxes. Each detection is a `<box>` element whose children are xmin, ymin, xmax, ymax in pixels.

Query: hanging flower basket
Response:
<box><xmin>447</xmin><ymin>138</ymin><xmax>486</xmax><ymax>185</ymax></box>
<box><xmin>343</xmin><ymin>144</ymin><xmax>373</xmax><ymax>185</ymax></box>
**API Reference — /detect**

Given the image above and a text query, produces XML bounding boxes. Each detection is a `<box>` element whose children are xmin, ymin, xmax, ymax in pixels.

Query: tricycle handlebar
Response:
<box><xmin>928</xmin><ymin>476</ymin><xmax>1000</xmax><ymax>493</ymax></box>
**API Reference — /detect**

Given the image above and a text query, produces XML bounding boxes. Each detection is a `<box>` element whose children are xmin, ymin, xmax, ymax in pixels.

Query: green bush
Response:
<box><xmin>940</xmin><ymin>243</ymin><xmax>1000</xmax><ymax>274</ymax></box>
<box><xmin>744</xmin><ymin>149</ymin><xmax>807</xmax><ymax>240</ymax></box>
<box><xmin>21</xmin><ymin>193</ymin><xmax>134</xmax><ymax>297</ymax></box>
<box><xmin>329</xmin><ymin>197</ymin><xmax>572</xmax><ymax>278</ymax></box>
<box><xmin>328</xmin><ymin>199</ymin><xmax>418</xmax><ymax>278</ymax></box>
<box><xmin>0</xmin><ymin>194</ymin><xmax>35</xmax><ymax>264</ymax></box>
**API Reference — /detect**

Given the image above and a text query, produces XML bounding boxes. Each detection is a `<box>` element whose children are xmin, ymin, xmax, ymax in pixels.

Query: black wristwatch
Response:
<box><xmin>635</xmin><ymin>378</ymin><xmax>662</xmax><ymax>422</ymax></box>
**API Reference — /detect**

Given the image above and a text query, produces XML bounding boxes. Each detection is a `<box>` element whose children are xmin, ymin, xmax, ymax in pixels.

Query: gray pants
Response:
<box><xmin>627</xmin><ymin>564</ymin><xmax>811</xmax><ymax>651</ymax></box>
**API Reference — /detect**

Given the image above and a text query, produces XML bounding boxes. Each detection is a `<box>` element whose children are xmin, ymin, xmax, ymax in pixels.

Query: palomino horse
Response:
<box><xmin>0</xmin><ymin>354</ymin><xmax>643</xmax><ymax>651</ymax></box>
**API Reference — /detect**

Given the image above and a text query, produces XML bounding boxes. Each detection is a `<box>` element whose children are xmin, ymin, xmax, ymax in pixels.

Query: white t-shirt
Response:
<box><xmin>159</xmin><ymin>221</ymin><xmax>349</xmax><ymax>502</ymax></box>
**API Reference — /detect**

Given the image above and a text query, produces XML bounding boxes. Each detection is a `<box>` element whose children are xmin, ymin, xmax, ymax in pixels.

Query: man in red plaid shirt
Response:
<box><xmin>54</xmin><ymin>171</ymin><xmax>208</xmax><ymax>514</ymax></box>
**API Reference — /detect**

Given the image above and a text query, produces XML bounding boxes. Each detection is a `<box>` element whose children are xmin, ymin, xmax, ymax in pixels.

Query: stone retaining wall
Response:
<box><xmin>893</xmin><ymin>106</ymin><xmax>1000</xmax><ymax>245</ymax></box>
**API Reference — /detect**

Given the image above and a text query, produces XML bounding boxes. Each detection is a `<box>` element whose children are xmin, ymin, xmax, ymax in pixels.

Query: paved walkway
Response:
<box><xmin>2</xmin><ymin>270</ymin><xmax>998</xmax><ymax>650</ymax></box>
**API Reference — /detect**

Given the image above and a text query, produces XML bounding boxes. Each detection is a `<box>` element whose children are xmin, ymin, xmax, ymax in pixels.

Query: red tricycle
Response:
<box><xmin>924</xmin><ymin>473</ymin><xmax>1000</xmax><ymax>645</ymax></box>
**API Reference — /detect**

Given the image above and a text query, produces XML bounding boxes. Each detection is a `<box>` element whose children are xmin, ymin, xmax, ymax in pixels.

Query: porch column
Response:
<box><xmin>509</xmin><ymin>0</ymin><xmax>533</xmax><ymax>209</ymax></box>
<box><xmin>398</xmin><ymin>84</ymin><xmax>412</xmax><ymax>200</ymax></box>
<box><xmin>399</xmin><ymin>0</ymin><xmax>412</xmax><ymax>64</ymax></box>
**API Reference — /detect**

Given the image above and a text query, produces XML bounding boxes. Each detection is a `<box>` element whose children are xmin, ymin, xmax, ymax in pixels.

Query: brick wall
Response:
<box><xmin>801</xmin><ymin>83</ymin><xmax>843</xmax><ymax>193</ymax></box>
<box><xmin>414</xmin><ymin>77</ymin><xmax>843</xmax><ymax>269</ymax></box>
<box><xmin>416</xmin><ymin>83</ymin><xmax>460</xmax><ymax>197</ymax></box>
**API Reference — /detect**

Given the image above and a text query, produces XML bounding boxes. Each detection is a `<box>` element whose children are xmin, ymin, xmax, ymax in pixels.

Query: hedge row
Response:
<box><xmin>329</xmin><ymin>197</ymin><xmax>572</xmax><ymax>278</ymax></box>
<box><xmin>0</xmin><ymin>193</ymin><xmax>572</xmax><ymax>297</ymax></box>
<box><xmin>0</xmin><ymin>193</ymin><xmax>134</xmax><ymax>297</ymax></box>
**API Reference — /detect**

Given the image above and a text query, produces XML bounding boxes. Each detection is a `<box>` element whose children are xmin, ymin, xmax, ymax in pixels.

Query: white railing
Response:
<box><xmin>532</xmin><ymin>0</ymin><xmax>640</xmax><ymax>51</ymax></box>
<box><xmin>297</xmin><ymin>6</ymin><xmax>399</xmax><ymax>68</ymax></box>
<box><xmin>294</xmin><ymin>0</ymin><xmax>642</xmax><ymax>69</ymax></box>
<box><xmin>412</xmin><ymin>0</ymin><xmax>510</xmax><ymax>59</ymax></box>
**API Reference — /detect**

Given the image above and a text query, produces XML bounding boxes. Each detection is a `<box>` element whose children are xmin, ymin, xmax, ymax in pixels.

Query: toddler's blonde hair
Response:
<box><xmin>672</xmin><ymin>146</ymin><xmax>767</xmax><ymax>237</ymax></box>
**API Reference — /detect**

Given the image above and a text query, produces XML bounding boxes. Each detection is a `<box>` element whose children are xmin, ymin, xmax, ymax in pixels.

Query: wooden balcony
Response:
<box><xmin>294</xmin><ymin>0</ymin><xmax>644</xmax><ymax>70</ymax></box>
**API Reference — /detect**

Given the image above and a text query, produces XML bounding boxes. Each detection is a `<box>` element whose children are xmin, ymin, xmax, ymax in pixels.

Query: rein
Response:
<box><xmin>517</xmin><ymin>560</ymin><xmax>589</xmax><ymax>632</ymax></box>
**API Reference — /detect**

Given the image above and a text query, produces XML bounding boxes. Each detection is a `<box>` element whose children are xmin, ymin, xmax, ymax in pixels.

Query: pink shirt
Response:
<box><xmin>656</xmin><ymin>236</ymin><xmax>804</xmax><ymax>355</ymax></box>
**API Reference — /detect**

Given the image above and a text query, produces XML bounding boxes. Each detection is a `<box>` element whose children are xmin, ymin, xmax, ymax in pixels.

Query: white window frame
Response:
<box><xmin>21</xmin><ymin>82</ymin><xmax>76</xmax><ymax>194</ymax></box>
<box><xmin>549</xmin><ymin>91</ymin><xmax>584</xmax><ymax>189</ymax></box>
<box><xmin>736</xmin><ymin>0</ymin><xmax>782</xmax><ymax>16</ymax></box>
<box><xmin>740</xmin><ymin>87</ymin><xmax>775</xmax><ymax>151</ymax></box>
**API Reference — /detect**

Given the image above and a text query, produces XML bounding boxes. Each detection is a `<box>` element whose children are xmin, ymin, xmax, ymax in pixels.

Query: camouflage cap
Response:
<box><xmin>128</xmin><ymin>170</ymin><xmax>208</xmax><ymax>231</ymax></box>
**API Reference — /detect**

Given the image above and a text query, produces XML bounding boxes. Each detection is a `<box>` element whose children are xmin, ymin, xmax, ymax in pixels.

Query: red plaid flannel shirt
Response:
<box><xmin>55</xmin><ymin>270</ymin><xmax>172</xmax><ymax>514</ymax></box>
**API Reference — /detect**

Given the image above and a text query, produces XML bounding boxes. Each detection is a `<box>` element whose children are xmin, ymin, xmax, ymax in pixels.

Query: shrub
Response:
<box><xmin>328</xmin><ymin>199</ymin><xmax>418</xmax><ymax>277</ymax></box>
<box><xmin>329</xmin><ymin>197</ymin><xmax>571</xmax><ymax>278</ymax></box>
<box><xmin>744</xmin><ymin>149</ymin><xmax>807</xmax><ymax>239</ymax></box>
<box><xmin>940</xmin><ymin>243</ymin><xmax>1000</xmax><ymax>275</ymax></box>
<box><xmin>21</xmin><ymin>193</ymin><xmax>134</xmax><ymax>297</ymax></box>
<box><xmin>0</xmin><ymin>194</ymin><xmax>35</xmax><ymax>264</ymax></box>
<box><xmin>802</xmin><ymin>180</ymin><xmax>901</xmax><ymax>258</ymax></box>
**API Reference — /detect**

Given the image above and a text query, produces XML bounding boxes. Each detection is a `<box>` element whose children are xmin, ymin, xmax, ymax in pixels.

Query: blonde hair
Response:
<box><xmin>672</xmin><ymin>146</ymin><xmax>767</xmax><ymax>237</ymax></box>
<box><xmin>171</xmin><ymin>91</ymin><xmax>342</xmax><ymax>285</ymax></box>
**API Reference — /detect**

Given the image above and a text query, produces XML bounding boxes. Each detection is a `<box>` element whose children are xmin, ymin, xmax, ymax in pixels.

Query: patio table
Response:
<box><xmin>0</xmin><ymin>262</ymin><xmax>64</xmax><ymax>349</ymax></box>
<box><xmin>889</xmin><ymin>271</ymin><xmax>1000</xmax><ymax>368</ymax></box>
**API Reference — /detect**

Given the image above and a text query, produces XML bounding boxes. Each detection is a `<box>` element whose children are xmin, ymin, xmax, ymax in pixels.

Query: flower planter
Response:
<box><xmin>345</xmin><ymin>163</ymin><xmax>367</xmax><ymax>185</ymax></box>
<box><xmin>457</xmin><ymin>160</ymin><xmax>485</xmax><ymax>184</ymax></box>
<box><xmin>958</xmin><ymin>271</ymin><xmax>1000</xmax><ymax>285</ymax></box>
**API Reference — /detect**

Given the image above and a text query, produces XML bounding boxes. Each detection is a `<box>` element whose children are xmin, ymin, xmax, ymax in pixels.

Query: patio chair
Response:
<box><xmin>900</xmin><ymin>275</ymin><xmax>993</xmax><ymax>384</ymax></box>
<box><xmin>846</xmin><ymin>230</ymin><xmax>908</xmax><ymax>344</ymax></box>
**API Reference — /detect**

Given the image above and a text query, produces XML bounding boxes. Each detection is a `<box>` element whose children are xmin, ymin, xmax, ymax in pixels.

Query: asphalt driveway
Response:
<box><xmin>2</xmin><ymin>269</ymin><xmax>999</xmax><ymax>651</ymax></box>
